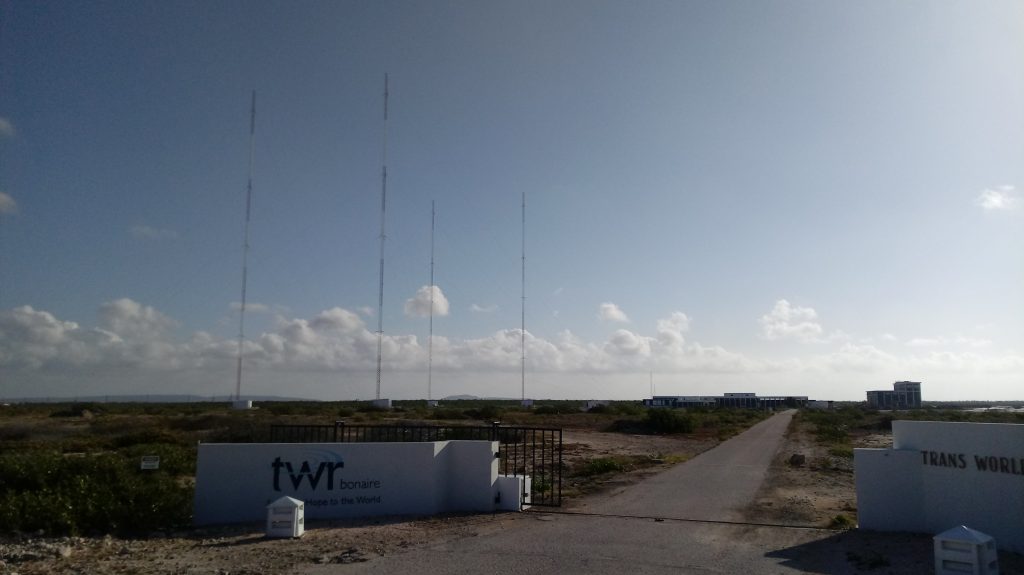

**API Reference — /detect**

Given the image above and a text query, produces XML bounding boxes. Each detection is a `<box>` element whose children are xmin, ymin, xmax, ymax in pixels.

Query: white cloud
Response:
<box><xmin>357</xmin><ymin>306</ymin><xmax>374</xmax><ymax>317</ymax></box>
<box><xmin>604</xmin><ymin>329</ymin><xmax>650</xmax><ymax>357</ymax></box>
<box><xmin>906</xmin><ymin>336</ymin><xmax>992</xmax><ymax>349</ymax></box>
<box><xmin>0</xmin><ymin>304</ymin><xmax>748</xmax><ymax>377</ymax></box>
<box><xmin>229</xmin><ymin>302</ymin><xmax>271</xmax><ymax>314</ymax></box>
<box><xmin>656</xmin><ymin>311</ymin><xmax>690</xmax><ymax>349</ymax></box>
<box><xmin>0</xmin><ymin>192</ymin><xmax>16</xmax><ymax>215</ymax></box>
<box><xmin>0</xmin><ymin>117</ymin><xmax>14</xmax><ymax>139</ymax></box>
<box><xmin>404</xmin><ymin>285</ymin><xmax>450</xmax><ymax>318</ymax></box>
<box><xmin>4</xmin><ymin>302</ymin><xmax>1023</xmax><ymax>400</ymax></box>
<box><xmin>0</xmin><ymin>301</ymin><xmax>182</xmax><ymax>371</ymax></box>
<box><xmin>598</xmin><ymin>302</ymin><xmax>630</xmax><ymax>323</ymax></box>
<box><xmin>821</xmin><ymin>343</ymin><xmax>898</xmax><ymax>372</ymax></box>
<box><xmin>130</xmin><ymin>225</ymin><xmax>179</xmax><ymax>240</ymax></box>
<box><xmin>975</xmin><ymin>185</ymin><xmax>1018</xmax><ymax>211</ymax></box>
<box><xmin>759</xmin><ymin>299</ymin><xmax>824</xmax><ymax>342</ymax></box>
<box><xmin>470</xmin><ymin>303</ymin><xmax>498</xmax><ymax>314</ymax></box>
<box><xmin>99</xmin><ymin>298</ymin><xmax>177</xmax><ymax>341</ymax></box>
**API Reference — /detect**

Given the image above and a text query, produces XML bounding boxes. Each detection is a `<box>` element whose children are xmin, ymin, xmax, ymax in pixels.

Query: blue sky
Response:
<box><xmin>1</xmin><ymin>1</ymin><xmax>1022</xmax><ymax>401</ymax></box>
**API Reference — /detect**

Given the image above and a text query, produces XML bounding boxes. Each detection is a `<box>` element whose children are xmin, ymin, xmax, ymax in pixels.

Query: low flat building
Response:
<box><xmin>644</xmin><ymin>393</ymin><xmax>808</xmax><ymax>410</ymax></box>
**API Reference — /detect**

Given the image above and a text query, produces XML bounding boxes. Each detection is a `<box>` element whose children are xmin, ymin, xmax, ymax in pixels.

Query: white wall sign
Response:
<box><xmin>855</xmin><ymin>420</ymin><xmax>1024</xmax><ymax>553</ymax></box>
<box><xmin>194</xmin><ymin>440</ymin><xmax>500</xmax><ymax>525</ymax></box>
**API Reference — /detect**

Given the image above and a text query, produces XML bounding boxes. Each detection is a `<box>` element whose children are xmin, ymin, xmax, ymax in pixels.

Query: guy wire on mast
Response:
<box><xmin>235</xmin><ymin>90</ymin><xmax>256</xmax><ymax>402</ymax></box>
<box><xmin>521</xmin><ymin>191</ymin><xmax>526</xmax><ymax>402</ymax></box>
<box><xmin>375</xmin><ymin>74</ymin><xmax>388</xmax><ymax>401</ymax></box>
<box><xmin>428</xmin><ymin>200</ymin><xmax>435</xmax><ymax>401</ymax></box>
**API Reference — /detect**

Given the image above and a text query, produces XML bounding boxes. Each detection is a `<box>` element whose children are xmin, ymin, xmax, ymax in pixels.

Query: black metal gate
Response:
<box><xmin>268</xmin><ymin>421</ymin><xmax>562</xmax><ymax>507</ymax></box>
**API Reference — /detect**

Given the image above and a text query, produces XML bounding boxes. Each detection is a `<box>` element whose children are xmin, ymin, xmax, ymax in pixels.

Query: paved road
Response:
<box><xmin>304</xmin><ymin>410</ymin><xmax>848</xmax><ymax>575</ymax></box>
<box><xmin>581</xmin><ymin>408</ymin><xmax>795</xmax><ymax>521</ymax></box>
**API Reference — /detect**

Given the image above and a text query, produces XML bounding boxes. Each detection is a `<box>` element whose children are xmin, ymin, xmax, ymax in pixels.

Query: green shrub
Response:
<box><xmin>431</xmin><ymin>408</ymin><xmax>467</xmax><ymax>420</ymax></box>
<box><xmin>112</xmin><ymin>429</ymin><xmax>181</xmax><ymax>449</ymax></box>
<box><xmin>0</xmin><ymin>451</ymin><xmax>192</xmax><ymax>536</ymax></box>
<box><xmin>829</xmin><ymin>514</ymin><xmax>855</xmax><ymax>530</ymax></box>
<box><xmin>815</xmin><ymin>424</ymin><xmax>848</xmax><ymax>444</ymax></box>
<box><xmin>610</xmin><ymin>402</ymin><xmax>644</xmax><ymax>416</ymax></box>
<box><xmin>49</xmin><ymin>403</ymin><xmax>101</xmax><ymax>418</ymax></box>
<box><xmin>645</xmin><ymin>409</ymin><xmax>695</xmax><ymax>434</ymax></box>
<box><xmin>465</xmin><ymin>405</ymin><xmax>503</xmax><ymax>420</ymax></box>
<box><xmin>576</xmin><ymin>457</ymin><xmax>627</xmax><ymax>476</ymax></box>
<box><xmin>828</xmin><ymin>445</ymin><xmax>854</xmax><ymax>459</ymax></box>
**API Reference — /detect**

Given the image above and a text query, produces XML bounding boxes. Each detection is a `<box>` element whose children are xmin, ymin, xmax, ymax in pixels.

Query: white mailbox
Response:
<box><xmin>934</xmin><ymin>525</ymin><xmax>998</xmax><ymax>575</ymax></box>
<box><xmin>266</xmin><ymin>496</ymin><xmax>304</xmax><ymax>538</ymax></box>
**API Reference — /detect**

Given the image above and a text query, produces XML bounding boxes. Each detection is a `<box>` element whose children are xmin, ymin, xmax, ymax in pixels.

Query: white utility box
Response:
<box><xmin>266</xmin><ymin>496</ymin><xmax>304</xmax><ymax>538</ymax></box>
<box><xmin>934</xmin><ymin>525</ymin><xmax>999</xmax><ymax>575</ymax></box>
<box><xmin>370</xmin><ymin>398</ymin><xmax>392</xmax><ymax>410</ymax></box>
<box><xmin>494</xmin><ymin>475</ymin><xmax>532</xmax><ymax>511</ymax></box>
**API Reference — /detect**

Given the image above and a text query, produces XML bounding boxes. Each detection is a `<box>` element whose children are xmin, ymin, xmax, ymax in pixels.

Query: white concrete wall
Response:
<box><xmin>440</xmin><ymin>440</ymin><xmax>499</xmax><ymax>512</ymax></box>
<box><xmin>854</xmin><ymin>449</ymin><xmax>923</xmax><ymax>532</ymax></box>
<box><xmin>194</xmin><ymin>440</ymin><xmax>499</xmax><ymax>525</ymax></box>
<box><xmin>855</xmin><ymin>421</ymin><xmax>1024</xmax><ymax>553</ymax></box>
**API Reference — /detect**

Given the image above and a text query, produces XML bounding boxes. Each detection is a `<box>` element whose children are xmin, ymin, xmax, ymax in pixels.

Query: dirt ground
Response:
<box><xmin>746</xmin><ymin>416</ymin><xmax>867</xmax><ymax>527</ymax></box>
<box><xmin>3</xmin><ymin>419</ymin><xmax>1022</xmax><ymax>575</ymax></box>
<box><xmin>0</xmin><ymin>428</ymin><xmax>717</xmax><ymax>575</ymax></box>
<box><xmin>745</xmin><ymin>414</ymin><xmax>1024</xmax><ymax>573</ymax></box>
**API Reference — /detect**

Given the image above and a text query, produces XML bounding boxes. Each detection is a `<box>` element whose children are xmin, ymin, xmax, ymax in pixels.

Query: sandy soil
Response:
<box><xmin>746</xmin><ymin>418</ymin><xmax>866</xmax><ymax>527</ymax></box>
<box><xmin>4</xmin><ymin>420</ymin><xmax>1022</xmax><ymax>575</ymax></box>
<box><xmin>0</xmin><ymin>429</ymin><xmax>717</xmax><ymax>575</ymax></box>
<box><xmin>745</xmin><ymin>415</ymin><xmax>1024</xmax><ymax>573</ymax></box>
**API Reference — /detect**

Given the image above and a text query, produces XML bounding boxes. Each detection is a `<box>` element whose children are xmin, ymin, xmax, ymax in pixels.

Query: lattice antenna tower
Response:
<box><xmin>375</xmin><ymin>74</ymin><xmax>389</xmax><ymax>400</ymax></box>
<box><xmin>521</xmin><ymin>191</ymin><xmax>526</xmax><ymax>402</ymax></box>
<box><xmin>235</xmin><ymin>90</ymin><xmax>256</xmax><ymax>401</ymax></box>
<box><xmin>428</xmin><ymin>200</ymin><xmax>436</xmax><ymax>401</ymax></box>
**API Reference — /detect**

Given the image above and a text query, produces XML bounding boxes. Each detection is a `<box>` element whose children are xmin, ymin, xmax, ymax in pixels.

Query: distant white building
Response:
<box><xmin>866</xmin><ymin>381</ymin><xmax>922</xmax><ymax>410</ymax></box>
<box><xmin>643</xmin><ymin>393</ymin><xmax>808</xmax><ymax>410</ymax></box>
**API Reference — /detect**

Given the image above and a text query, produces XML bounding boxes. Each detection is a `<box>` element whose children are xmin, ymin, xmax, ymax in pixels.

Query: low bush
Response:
<box><xmin>828</xmin><ymin>445</ymin><xmax>854</xmax><ymax>459</ymax></box>
<box><xmin>430</xmin><ymin>408</ymin><xmax>467</xmax><ymax>420</ymax></box>
<box><xmin>0</xmin><ymin>451</ymin><xmax>192</xmax><ymax>536</ymax></box>
<box><xmin>645</xmin><ymin>409</ymin><xmax>695</xmax><ymax>434</ymax></box>
<box><xmin>609</xmin><ymin>402</ymin><xmax>644</xmax><ymax>416</ymax></box>
<box><xmin>829</xmin><ymin>514</ymin><xmax>855</xmax><ymax>530</ymax></box>
<box><xmin>464</xmin><ymin>405</ymin><xmax>503</xmax><ymax>421</ymax></box>
<box><xmin>575</xmin><ymin>457</ymin><xmax>628</xmax><ymax>477</ymax></box>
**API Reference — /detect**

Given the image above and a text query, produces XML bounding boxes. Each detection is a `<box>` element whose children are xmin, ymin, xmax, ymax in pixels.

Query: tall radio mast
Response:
<box><xmin>375</xmin><ymin>74</ymin><xmax>388</xmax><ymax>401</ymax></box>
<box><xmin>235</xmin><ymin>90</ymin><xmax>256</xmax><ymax>402</ymax></box>
<box><xmin>521</xmin><ymin>191</ymin><xmax>526</xmax><ymax>402</ymax></box>
<box><xmin>428</xmin><ymin>200</ymin><xmax>435</xmax><ymax>401</ymax></box>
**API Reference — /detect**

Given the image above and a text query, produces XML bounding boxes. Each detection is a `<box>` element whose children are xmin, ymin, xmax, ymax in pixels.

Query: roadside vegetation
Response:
<box><xmin>796</xmin><ymin>403</ymin><xmax>1024</xmax><ymax>474</ymax></box>
<box><xmin>800</xmin><ymin>404</ymin><xmax>1024</xmax><ymax>457</ymax></box>
<box><xmin>747</xmin><ymin>403</ymin><xmax>1024</xmax><ymax>530</ymax></box>
<box><xmin>0</xmin><ymin>399</ymin><xmax>764</xmax><ymax>537</ymax></box>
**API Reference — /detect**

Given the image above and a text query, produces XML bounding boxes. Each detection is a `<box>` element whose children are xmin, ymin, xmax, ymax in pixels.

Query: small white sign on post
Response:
<box><xmin>140</xmin><ymin>456</ymin><xmax>160</xmax><ymax>470</ymax></box>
